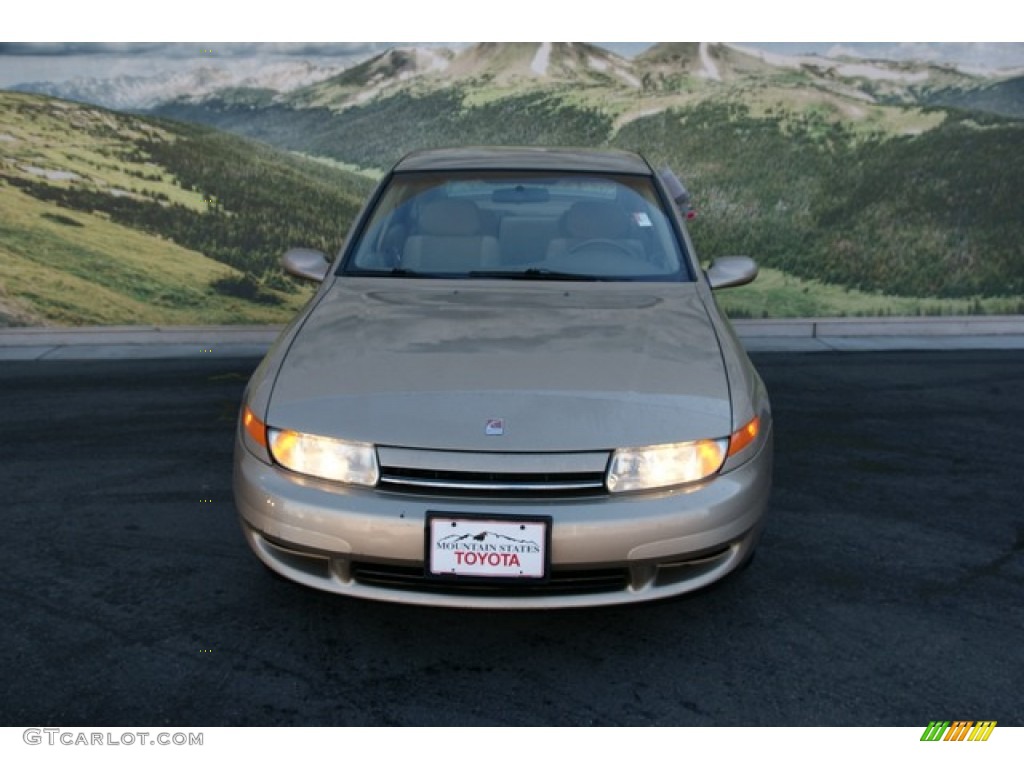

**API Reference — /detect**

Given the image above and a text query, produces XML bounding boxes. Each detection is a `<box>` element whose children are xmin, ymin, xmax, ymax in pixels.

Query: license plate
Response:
<box><xmin>426</xmin><ymin>514</ymin><xmax>550</xmax><ymax>580</ymax></box>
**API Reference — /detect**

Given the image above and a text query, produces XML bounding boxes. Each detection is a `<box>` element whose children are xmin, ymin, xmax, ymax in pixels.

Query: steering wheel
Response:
<box><xmin>566</xmin><ymin>239</ymin><xmax>635</xmax><ymax>257</ymax></box>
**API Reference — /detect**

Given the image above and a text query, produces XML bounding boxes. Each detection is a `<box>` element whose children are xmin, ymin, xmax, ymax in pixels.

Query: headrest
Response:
<box><xmin>563</xmin><ymin>201</ymin><xmax>630</xmax><ymax>240</ymax></box>
<box><xmin>417</xmin><ymin>199</ymin><xmax>482</xmax><ymax>236</ymax></box>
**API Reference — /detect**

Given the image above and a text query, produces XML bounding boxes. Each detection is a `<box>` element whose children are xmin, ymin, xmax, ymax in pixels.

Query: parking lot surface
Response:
<box><xmin>1</xmin><ymin>351</ymin><xmax>1021</xmax><ymax>726</ymax></box>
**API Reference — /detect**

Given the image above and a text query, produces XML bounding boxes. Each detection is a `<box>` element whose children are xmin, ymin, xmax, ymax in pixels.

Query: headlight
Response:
<box><xmin>606</xmin><ymin>438</ymin><xmax>728</xmax><ymax>493</ymax></box>
<box><xmin>267</xmin><ymin>427</ymin><xmax>379</xmax><ymax>487</ymax></box>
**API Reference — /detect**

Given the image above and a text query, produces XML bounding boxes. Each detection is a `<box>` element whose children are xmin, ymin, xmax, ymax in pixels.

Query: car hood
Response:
<box><xmin>267</xmin><ymin>279</ymin><xmax>732</xmax><ymax>452</ymax></box>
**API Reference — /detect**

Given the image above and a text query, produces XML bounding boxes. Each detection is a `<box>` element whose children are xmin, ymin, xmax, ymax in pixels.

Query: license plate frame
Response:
<box><xmin>425</xmin><ymin>512</ymin><xmax>551</xmax><ymax>582</ymax></box>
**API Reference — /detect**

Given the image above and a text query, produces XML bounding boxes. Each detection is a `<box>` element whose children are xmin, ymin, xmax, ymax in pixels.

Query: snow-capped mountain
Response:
<box><xmin>445</xmin><ymin>42</ymin><xmax>639</xmax><ymax>86</ymax></box>
<box><xmin>288</xmin><ymin>43</ymin><xmax>643</xmax><ymax>110</ymax></box>
<box><xmin>637</xmin><ymin>42</ymin><xmax>770</xmax><ymax>81</ymax></box>
<box><xmin>289</xmin><ymin>47</ymin><xmax>454</xmax><ymax>108</ymax></box>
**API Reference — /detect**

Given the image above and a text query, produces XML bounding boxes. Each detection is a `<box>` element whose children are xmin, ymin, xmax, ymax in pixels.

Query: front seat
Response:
<box><xmin>546</xmin><ymin>201</ymin><xmax>644</xmax><ymax>262</ymax></box>
<box><xmin>402</xmin><ymin>199</ymin><xmax>500</xmax><ymax>273</ymax></box>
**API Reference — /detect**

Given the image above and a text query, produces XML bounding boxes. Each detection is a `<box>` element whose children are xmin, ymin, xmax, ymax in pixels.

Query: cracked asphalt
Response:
<box><xmin>1</xmin><ymin>351</ymin><xmax>1021</xmax><ymax>726</ymax></box>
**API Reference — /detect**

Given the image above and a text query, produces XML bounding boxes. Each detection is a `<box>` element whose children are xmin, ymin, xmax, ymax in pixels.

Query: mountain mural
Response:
<box><xmin>3</xmin><ymin>42</ymin><xmax>1024</xmax><ymax>324</ymax></box>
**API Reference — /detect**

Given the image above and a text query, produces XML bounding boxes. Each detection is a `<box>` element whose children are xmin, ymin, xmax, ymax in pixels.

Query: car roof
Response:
<box><xmin>392</xmin><ymin>146</ymin><xmax>654</xmax><ymax>175</ymax></box>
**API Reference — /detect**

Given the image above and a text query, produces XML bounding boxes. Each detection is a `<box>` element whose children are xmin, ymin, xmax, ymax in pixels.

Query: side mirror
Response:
<box><xmin>282</xmin><ymin>248</ymin><xmax>330</xmax><ymax>283</ymax></box>
<box><xmin>706</xmin><ymin>256</ymin><xmax>758</xmax><ymax>290</ymax></box>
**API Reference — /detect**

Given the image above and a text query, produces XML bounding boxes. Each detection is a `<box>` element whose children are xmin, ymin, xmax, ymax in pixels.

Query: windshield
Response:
<box><xmin>341</xmin><ymin>170</ymin><xmax>691</xmax><ymax>281</ymax></box>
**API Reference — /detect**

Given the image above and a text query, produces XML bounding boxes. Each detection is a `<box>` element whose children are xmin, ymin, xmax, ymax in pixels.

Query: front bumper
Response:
<box><xmin>233</xmin><ymin>430</ymin><xmax>772</xmax><ymax>608</ymax></box>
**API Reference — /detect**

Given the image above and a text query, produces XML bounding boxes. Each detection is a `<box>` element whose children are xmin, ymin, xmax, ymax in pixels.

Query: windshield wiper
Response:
<box><xmin>350</xmin><ymin>267</ymin><xmax>428</xmax><ymax>277</ymax></box>
<box><xmin>468</xmin><ymin>268</ymin><xmax>602</xmax><ymax>281</ymax></box>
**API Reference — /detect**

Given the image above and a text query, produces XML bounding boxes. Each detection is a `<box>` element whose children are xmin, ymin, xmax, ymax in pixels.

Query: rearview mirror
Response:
<box><xmin>282</xmin><ymin>248</ymin><xmax>330</xmax><ymax>283</ymax></box>
<box><xmin>706</xmin><ymin>256</ymin><xmax>758</xmax><ymax>290</ymax></box>
<box><xmin>492</xmin><ymin>185</ymin><xmax>550</xmax><ymax>203</ymax></box>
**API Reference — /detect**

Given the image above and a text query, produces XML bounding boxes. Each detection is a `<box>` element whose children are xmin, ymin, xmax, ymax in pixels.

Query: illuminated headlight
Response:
<box><xmin>606</xmin><ymin>439</ymin><xmax>728</xmax><ymax>493</ymax></box>
<box><xmin>267</xmin><ymin>428</ymin><xmax>379</xmax><ymax>487</ymax></box>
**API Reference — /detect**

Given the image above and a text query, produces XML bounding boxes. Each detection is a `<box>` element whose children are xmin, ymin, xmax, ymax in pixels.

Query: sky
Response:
<box><xmin>5</xmin><ymin>0</ymin><xmax>1014</xmax><ymax>37</ymax></box>
<box><xmin>4</xmin><ymin>0</ymin><xmax>1017</xmax><ymax>46</ymax></box>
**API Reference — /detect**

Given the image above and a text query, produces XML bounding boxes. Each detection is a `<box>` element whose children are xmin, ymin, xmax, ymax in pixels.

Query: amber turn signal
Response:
<box><xmin>243</xmin><ymin>405</ymin><xmax>268</xmax><ymax>448</ymax></box>
<box><xmin>728</xmin><ymin>415</ymin><xmax>760</xmax><ymax>457</ymax></box>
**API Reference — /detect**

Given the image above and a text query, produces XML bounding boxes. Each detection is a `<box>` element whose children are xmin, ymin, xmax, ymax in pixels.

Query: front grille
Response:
<box><xmin>352</xmin><ymin>561</ymin><xmax>629</xmax><ymax>597</ymax></box>
<box><xmin>375</xmin><ymin>447</ymin><xmax>611</xmax><ymax>498</ymax></box>
<box><xmin>378</xmin><ymin>467</ymin><xmax>607</xmax><ymax>497</ymax></box>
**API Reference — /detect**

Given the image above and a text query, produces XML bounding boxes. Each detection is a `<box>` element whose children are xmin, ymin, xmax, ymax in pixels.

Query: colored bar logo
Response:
<box><xmin>920</xmin><ymin>721</ymin><xmax>997</xmax><ymax>741</ymax></box>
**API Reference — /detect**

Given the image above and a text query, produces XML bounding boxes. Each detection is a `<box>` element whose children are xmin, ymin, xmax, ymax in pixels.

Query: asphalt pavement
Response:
<box><xmin>1</xmin><ymin>350</ymin><xmax>1021</xmax><ymax>726</ymax></box>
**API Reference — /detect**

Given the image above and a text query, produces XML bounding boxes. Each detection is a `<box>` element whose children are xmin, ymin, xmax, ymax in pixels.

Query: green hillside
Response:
<box><xmin>0</xmin><ymin>91</ymin><xmax>375</xmax><ymax>326</ymax></box>
<box><xmin>615</xmin><ymin>103</ymin><xmax>1024</xmax><ymax>299</ymax></box>
<box><xmin>154</xmin><ymin>87</ymin><xmax>614</xmax><ymax>171</ymax></box>
<box><xmin>0</xmin><ymin>183</ymin><xmax>301</xmax><ymax>326</ymax></box>
<box><xmin>924</xmin><ymin>76</ymin><xmax>1024</xmax><ymax>120</ymax></box>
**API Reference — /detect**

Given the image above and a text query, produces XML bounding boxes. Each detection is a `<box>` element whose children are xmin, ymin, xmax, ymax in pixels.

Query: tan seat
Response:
<box><xmin>546</xmin><ymin>201</ymin><xmax>644</xmax><ymax>262</ymax></box>
<box><xmin>402</xmin><ymin>199</ymin><xmax>500</xmax><ymax>273</ymax></box>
